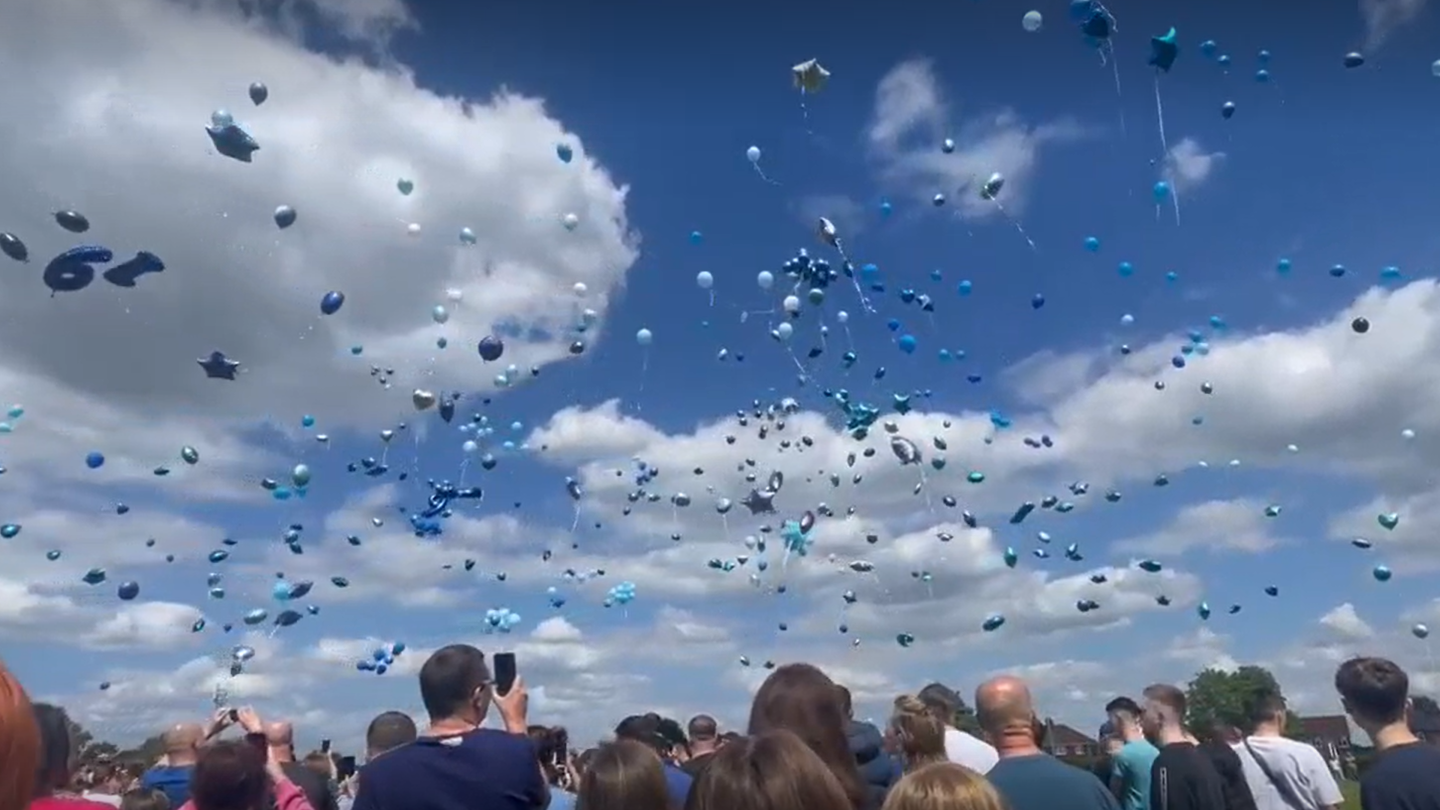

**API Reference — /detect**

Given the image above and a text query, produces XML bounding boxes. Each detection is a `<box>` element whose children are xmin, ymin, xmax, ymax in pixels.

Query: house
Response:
<box><xmin>1295</xmin><ymin>715</ymin><xmax>1350</xmax><ymax>762</ymax></box>
<box><xmin>1042</xmin><ymin>721</ymin><xmax>1100</xmax><ymax>757</ymax></box>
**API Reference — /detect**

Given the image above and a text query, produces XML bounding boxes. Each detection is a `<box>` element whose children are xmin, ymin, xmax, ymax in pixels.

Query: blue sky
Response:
<box><xmin>1</xmin><ymin>0</ymin><xmax>1440</xmax><ymax>753</ymax></box>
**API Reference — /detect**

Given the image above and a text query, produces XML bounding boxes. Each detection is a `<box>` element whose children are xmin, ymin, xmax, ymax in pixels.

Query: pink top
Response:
<box><xmin>179</xmin><ymin>776</ymin><xmax>315</xmax><ymax>810</ymax></box>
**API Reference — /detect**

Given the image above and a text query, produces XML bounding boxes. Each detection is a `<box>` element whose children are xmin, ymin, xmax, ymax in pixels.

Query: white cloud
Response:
<box><xmin>1318</xmin><ymin>603</ymin><xmax>1376</xmax><ymax>642</ymax></box>
<box><xmin>866</xmin><ymin>59</ymin><xmax>1084</xmax><ymax>218</ymax></box>
<box><xmin>1359</xmin><ymin>0</ymin><xmax>1428</xmax><ymax>50</ymax></box>
<box><xmin>1115</xmin><ymin>499</ymin><xmax>1287</xmax><ymax>556</ymax></box>
<box><xmin>0</xmin><ymin>0</ymin><xmax>636</xmax><ymax>504</ymax></box>
<box><xmin>1163</xmin><ymin>138</ymin><xmax>1224</xmax><ymax>193</ymax></box>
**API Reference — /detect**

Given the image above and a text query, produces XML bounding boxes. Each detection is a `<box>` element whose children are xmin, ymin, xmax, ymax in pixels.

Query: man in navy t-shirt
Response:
<box><xmin>354</xmin><ymin>645</ymin><xmax>546</xmax><ymax>810</ymax></box>
<box><xmin>614</xmin><ymin>713</ymin><xmax>693</xmax><ymax>807</ymax></box>
<box><xmin>1335</xmin><ymin>656</ymin><xmax>1440</xmax><ymax>810</ymax></box>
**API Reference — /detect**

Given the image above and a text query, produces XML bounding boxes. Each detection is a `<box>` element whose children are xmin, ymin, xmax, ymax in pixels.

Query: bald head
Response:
<box><xmin>162</xmin><ymin>723</ymin><xmax>204</xmax><ymax>764</ymax></box>
<box><xmin>975</xmin><ymin>676</ymin><xmax>1036</xmax><ymax>736</ymax></box>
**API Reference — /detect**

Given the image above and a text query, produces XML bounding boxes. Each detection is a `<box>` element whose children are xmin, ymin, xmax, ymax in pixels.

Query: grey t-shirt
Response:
<box><xmin>1233</xmin><ymin>736</ymin><xmax>1342</xmax><ymax>810</ymax></box>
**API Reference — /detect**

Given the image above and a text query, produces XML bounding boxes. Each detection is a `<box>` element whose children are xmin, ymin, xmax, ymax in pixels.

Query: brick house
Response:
<box><xmin>1295</xmin><ymin>715</ymin><xmax>1350</xmax><ymax>762</ymax></box>
<box><xmin>1042</xmin><ymin>721</ymin><xmax>1100</xmax><ymax>757</ymax></box>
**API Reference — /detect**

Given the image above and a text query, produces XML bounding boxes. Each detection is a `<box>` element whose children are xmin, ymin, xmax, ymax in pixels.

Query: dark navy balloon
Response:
<box><xmin>320</xmin><ymin>291</ymin><xmax>345</xmax><ymax>315</ymax></box>
<box><xmin>478</xmin><ymin>335</ymin><xmax>504</xmax><ymax>362</ymax></box>
<box><xmin>103</xmin><ymin>251</ymin><xmax>164</xmax><ymax>288</ymax></box>
<box><xmin>274</xmin><ymin>205</ymin><xmax>297</xmax><ymax>229</ymax></box>
<box><xmin>44</xmin><ymin>246</ymin><xmax>112</xmax><ymax>294</ymax></box>
<box><xmin>0</xmin><ymin>233</ymin><xmax>28</xmax><ymax>263</ymax></box>
<box><xmin>249</xmin><ymin>82</ymin><xmax>269</xmax><ymax>105</ymax></box>
<box><xmin>117</xmin><ymin>581</ymin><xmax>140</xmax><ymax>601</ymax></box>
<box><xmin>54</xmin><ymin>211</ymin><xmax>91</xmax><ymax>233</ymax></box>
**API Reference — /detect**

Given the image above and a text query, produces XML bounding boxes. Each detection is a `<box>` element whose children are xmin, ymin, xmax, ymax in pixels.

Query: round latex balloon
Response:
<box><xmin>1022</xmin><ymin>10</ymin><xmax>1043</xmax><ymax>31</ymax></box>
<box><xmin>248</xmin><ymin>82</ymin><xmax>269</xmax><ymax>105</ymax></box>
<box><xmin>636</xmin><ymin>328</ymin><xmax>653</xmax><ymax>346</ymax></box>
<box><xmin>746</xmin><ymin>146</ymin><xmax>761</xmax><ymax>163</ymax></box>
<box><xmin>757</xmin><ymin>271</ymin><xmax>775</xmax><ymax>290</ymax></box>
<box><xmin>696</xmin><ymin>271</ymin><xmax>714</xmax><ymax>289</ymax></box>
<box><xmin>1433</xmin><ymin>59</ymin><xmax>1440</xmax><ymax>77</ymax></box>
<box><xmin>562</xmin><ymin>213</ymin><xmax>580</xmax><ymax>231</ymax></box>
<box><xmin>320</xmin><ymin>291</ymin><xmax>345</xmax><ymax>315</ymax></box>
<box><xmin>406</xmin><ymin>223</ymin><xmax>421</xmax><ymax>236</ymax></box>
<box><xmin>273</xmin><ymin>205</ymin><xmax>296</xmax><ymax>229</ymax></box>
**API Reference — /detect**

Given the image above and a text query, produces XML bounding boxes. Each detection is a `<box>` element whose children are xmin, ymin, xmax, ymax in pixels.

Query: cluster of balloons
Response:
<box><xmin>356</xmin><ymin>641</ymin><xmax>407</xmax><ymax>674</ymax></box>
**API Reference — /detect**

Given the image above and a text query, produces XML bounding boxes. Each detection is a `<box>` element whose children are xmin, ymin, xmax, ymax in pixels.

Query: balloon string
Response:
<box><xmin>1110</xmin><ymin>48</ymin><xmax>1127</xmax><ymax>139</ymax></box>
<box><xmin>1153</xmin><ymin>73</ymin><xmax>1170</xmax><ymax>160</ymax></box>
<box><xmin>752</xmin><ymin>164</ymin><xmax>781</xmax><ymax>186</ymax></box>
<box><xmin>991</xmin><ymin>200</ymin><xmax>1039</xmax><ymax>252</ymax></box>
<box><xmin>832</xmin><ymin>239</ymin><xmax>876</xmax><ymax>314</ymax></box>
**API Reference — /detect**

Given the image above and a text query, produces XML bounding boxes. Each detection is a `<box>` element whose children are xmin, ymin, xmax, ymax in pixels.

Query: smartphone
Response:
<box><xmin>321</xmin><ymin>739</ymin><xmax>331</xmax><ymax>754</ymax></box>
<box><xmin>338</xmin><ymin>756</ymin><xmax>357</xmax><ymax>779</ymax></box>
<box><xmin>493</xmin><ymin>652</ymin><xmax>517</xmax><ymax>696</ymax></box>
<box><xmin>227</xmin><ymin>708</ymin><xmax>240</xmax><ymax>723</ymax></box>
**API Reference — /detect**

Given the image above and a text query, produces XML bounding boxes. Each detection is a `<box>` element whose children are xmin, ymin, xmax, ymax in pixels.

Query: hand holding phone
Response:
<box><xmin>321</xmin><ymin>738</ymin><xmax>331</xmax><ymax>754</ymax></box>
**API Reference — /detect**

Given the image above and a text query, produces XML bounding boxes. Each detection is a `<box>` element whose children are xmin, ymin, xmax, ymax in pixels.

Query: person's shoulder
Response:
<box><xmin>463</xmin><ymin>727</ymin><xmax>535</xmax><ymax>758</ymax></box>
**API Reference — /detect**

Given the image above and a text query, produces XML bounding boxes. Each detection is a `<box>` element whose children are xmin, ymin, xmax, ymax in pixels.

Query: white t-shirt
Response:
<box><xmin>1232</xmin><ymin>735</ymin><xmax>1344</xmax><ymax>810</ymax></box>
<box><xmin>944</xmin><ymin>727</ymin><xmax>998</xmax><ymax>774</ymax></box>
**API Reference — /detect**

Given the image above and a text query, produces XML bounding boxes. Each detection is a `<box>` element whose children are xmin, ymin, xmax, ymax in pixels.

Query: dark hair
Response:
<box><xmin>365</xmin><ymin>711</ymin><xmax>417</xmax><ymax>757</ymax></box>
<box><xmin>747</xmin><ymin>663</ymin><xmax>867</xmax><ymax>810</ymax></box>
<box><xmin>916</xmin><ymin>683</ymin><xmax>961</xmax><ymax>725</ymax></box>
<box><xmin>1104</xmin><ymin>696</ymin><xmax>1142</xmax><ymax>719</ymax></box>
<box><xmin>1249</xmin><ymin>692</ymin><xmax>1287</xmax><ymax>726</ymax></box>
<box><xmin>189</xmin><ymin>741</ymin><xmax>268</xmax><ymax>810</ymax></box>
<box><xmin>418</xmin><ymin>645</ymin><xmax>489</xmax><ymax>720</ymax></box>
<box><xmin>1336</xmin><ymin>657</ymin><xmax>1409</xmax><ymax>725</ymax></box>
<box><xmin>31</xmin><ymin>703</ymin><xmax>73</xmax><ymax>794</ymax></box>
<box><xmin>615</xmin><ymin>714</ymin><xmax>668</xmax><ymax>753</ymax></box>
<box><xmin>685</xmin><ymin>729</ymin><xmax>851</xmax><ymax>810</ymax></box>
<box><xmin>121</xmin><ymin>788</ymin><xmax>171</xmax><ymax>810</ymax></box>
<box><xmin>577</xmin><ymin>739</ymin><xmax>669</xmax><ymax>810</ymax></box>
<box><xmin>529</xmin><ymin>725</ymin><xmax>570</xmax><ymax>785</ymax></box>
<box><xmin>574</xmin><ymin>747</ymin><xmax>598</xmax><ymax>781</ymax></box>
<box><xmin>1142</xmin><ymin>684</ymin><xmax>1186</xmax><ymax>717</ymax></box>
<box><xmin>687</xmin><ymin>715</ymin><xmax>718</xmax><ymax>741</ymax></box>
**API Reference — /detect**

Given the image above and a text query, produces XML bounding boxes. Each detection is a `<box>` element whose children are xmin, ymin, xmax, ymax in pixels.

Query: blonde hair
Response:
<box><xmin>889</xmin><ymin>695</ymin><xmax>948</xmax><ymax>771</ymax></box>
<box><xmin>881</xmin><ymin>762</ymin><xmax>1009</xmax><ymax>810</ymax></box>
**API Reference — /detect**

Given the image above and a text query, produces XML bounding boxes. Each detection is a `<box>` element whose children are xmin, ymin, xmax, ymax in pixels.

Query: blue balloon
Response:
<box><xmin>1149</xmin><ymin>28</ymin><xmax>1179</xmax><ymax>72</ymax></box>
<box><xmin>44</xmin><ymin>246</ymin><xmax>113</xmax><ymax>294</ymax></box>
<box><xmin>556</xmin><ymin>144</ymin><xmax>573</xmax><ymax>163</ymax></box>
<box><xmin>320</xmin><ymin>291</ymin><xmax>345</xmax><ymax>315</ymax></box>
<box><xmin>897</xmin><ymin>334</ymin><xmax>917</xmax><ymax>354</ymax></box>
<box><xmin>1083</xmin><ymin>236</ymin><xmax>1100</xmax><ymax>252</ymax></box>
<box><xmin>1153</xmin><ymin>181</ymin><xmax>1171</xmax><ymax>201</ymax></box>
<box><xmin>85</xmin><ymin>451</ymin><xmax>105</xmax><ymax>469</ymax></box>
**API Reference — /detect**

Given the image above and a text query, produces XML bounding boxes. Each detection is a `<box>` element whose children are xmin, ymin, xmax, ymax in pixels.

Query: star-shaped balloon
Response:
<box><xmin>741</xmin><ymin>488</ymin><xmax>776</xmax><ymax>515</ymax></box>
<box><xmin>198</xmin><ymin>351</ymin><xmax>241</xmax><ymax>380</ymax></box>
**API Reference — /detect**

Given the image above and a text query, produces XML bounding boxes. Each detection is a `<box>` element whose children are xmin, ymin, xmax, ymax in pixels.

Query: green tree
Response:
<box><xmin>1184</xmin><ymin>665</ymin><xmax>1304</xmax><ymax>738</ymax></box>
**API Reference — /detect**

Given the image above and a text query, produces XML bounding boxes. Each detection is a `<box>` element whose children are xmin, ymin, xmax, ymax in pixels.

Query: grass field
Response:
<box><xmin>1340</xmin><ymin>779</ymin><xmax>1361</xmax><ymax>810</ymax></box>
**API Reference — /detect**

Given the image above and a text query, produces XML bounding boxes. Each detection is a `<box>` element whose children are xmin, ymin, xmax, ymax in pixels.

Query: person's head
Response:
<box><xmin>916</xmin><ymin>683</ymin><xmax>963</xmax><ymax>730</ymax></box>
<box><xmin>836</xmin><ymin>685</ymin><xmax>854</xmax><ymax>720</ymax></box>
<box><xmin>189</xmin><ymin>741</ymin><xmax>268</xmax><ymax>810</ymax></box>
<box><xmin>686</xmin><ymin>729</ymin><xmax>852</xmax><ymax>810</ymax></box>
<box><xmin>1335</xmin><ymin>656</ymin><xmax>1410</xmax><ymax>730</ymax></box>
<box><xmin>719</xmin><ymin>731</ymin><xmax>741</xmax><ymax>747</ymax></box>
<box><xmin>615</xmin><ymin>714</ymin><xmax>668</xmax><ymax>757</ymax></box>
<box><xmin>161</xmin><ymin>723</ymin><xmax>205</xmax><ymax>766</ymax></box>
<box><xmin>880</xmin><ymin>761</ymin><xmax>1009</xmax><ymax>810</ymax></box>
<box><xmin>418</xmin><ymin>645</ymin><xmax>491</xmax><ymax>725</ymax></box>
<box><xmin>1248</xmin><ymin>692</ymin><xmax>1287</xmax><ymax>732</ymax></box>
<box><xmin>655</xmin><ymin>717</ymin><xmax>688</xmax><ymax>760</ymax></box>
<box><xmin>262</xmin><ymin>722</ymin><xmax>294</xmax><ymax>761</ymax></box>
<box><xmin>1104</xmin><ymin>696</ymin><xmax>1143</xmax><ymax>738</ymax></box>
<box><xmin>1140</xmin><ymin>684</ymin><xmax>1187</xmax><ymax>737</ymax></box>
<box><xmin>888</xmin><ymin>695</ymin><xmax>948</xmax><ymax>771</ymax></box>
<box><xmin>32</xmin><ymin>703</ymin><xmax>77</xmax><ymax>796</ymax></box>
<box><xmin>527</xmin><ymin>725</ymin><xmax>570</xmax><ymax>786</ymax></box>
<box><xmin>974</xmin><ymin>676</ymin><xmax>1037</xmax><ymax>747</ymax></box>
<box><xmin>301</xmin><ymin>752</ymin><xmax>330</xmax><ymax>780</ymax></box>
<box><xmin>0</xmin><ymin>658</ymin><xmax>40</xmax><ymax>810</ymax></box>
<box><xmin>364</xmin><ymin>711</ymin><xmax>417</xmax><ymax>762</ymax></box>
<box><xmin>687</xmin><ymin>715</ymin><xmax>719</xmax><ymax>754</ymax></box>
<box><xmin>575</xmin><ymin>739</ymin><xmax>668</xmax><ymax>810</ymax></box>
<box><xmin>747</xmin><ymin>663</ymin><xmax>867</xmax><ymax>810</ymax></box>
<box><xmin>574</xmin><ymin>747</ymin><xmax>598</xmax><ymax>781</ymax></box>
<box><xmin>120</xmin><ymin>788</ymin><xmax>170</xmax><ymax>810</ymax></box>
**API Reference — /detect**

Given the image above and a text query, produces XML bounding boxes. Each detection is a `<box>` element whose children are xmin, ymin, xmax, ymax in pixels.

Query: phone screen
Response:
<box><xmin>227</xmin><ymin>708</ymin><xmax>240</xmax><ymax>723</ymax></box>
<box><xmin>493</xmin><ymin>652</ymin><xmax>517</xmax><ymax>696</ymax></box>
<box><xmin>338</xmin><ymin>756</ymin><xmax>357</xmax><ymax>779</ymax></box>
<box><xmin>321</xmin><ymin>739</ymin><xmax>331</xmax><ymax>753</ymax></box>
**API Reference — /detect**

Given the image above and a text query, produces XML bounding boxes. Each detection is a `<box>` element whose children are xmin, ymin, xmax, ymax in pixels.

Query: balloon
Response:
<box><xmin>1344</xmin><ymin>52</ymin><xmax>1365</xmax><ymax>68</ymax></box>
<box><xmin>273</xmin><ymin>205</ymin><xmax>296</xmax><ymax>229</ymax></box>
<box><xmin>43</xmin><ymin>246</ymin><xmax>112</xmax><ymax>294</ymax></box>
<box><xmin>556</xmin><ymin>143</ymin><xmax>574</xmax><ymax>163</ymax></box>
<box><xmin>432</xmin><ymin>305</ymin><xmax>449</xmax><ymax>324</ymax></box>
<box><xmin>757</xmin><ymin>271</ymin><xmax>775</xmax><ymax>290</ymax></box>
<box><xmin>0</xmin><ymin>233</ymin><xmax>28</xmax><ymax>263</ymax></box>
<box><xmin>1433</xmin><ymin>60</ymin><xmax>1440</xmax><ymax>77</ymax></box>
<box><xmin>1022</xmin><ymin>10</ymin><xmax>1043</xmax><ymax>31</ymax></box>
<box><xmin>406</xmin><ymin>222</ymin><xmax>421</xmax><ymax>236</ymax></box>
<box><xmin>696</xmin><ymin>271</ymin><xmax>714</xmax><ymax>289</ymax></box>
<box><xmin>320</xmin><ymin>291</ymin><xmax>345</xmax><ymax>315</ymax></box>
<box><xmin>636</xmin><ymin>328</ymin><xmax>653</xmax><ymax>346</ymax></box>
<box><xmin>85</xmin><ymin>452</ymin><xmax>105</xmax><ymax>469</ymax></box>
<box><xmin>746</xmin><ymin>146</ymin><xmax>761</xmax><ymax>162</ymax></box>
<box><xmin>54</xmin><ymin>211</ymin><xmax>90</xmax><ymax>233</ymax></box>
<box><xmin>1149</xmin><ymin>27</ymin><xmax>1179</xmax><ymax>72</ymax></box>
<box><xmin>1153</xmin><ymin>181</ymin><xmax>1171</xmax><ymax>201</ymax></box>
<box><xmin>791</xmin><ymin>59</ymin><xmax>830</xmax><ymax>94</ymax></box>
<box><xmin>573</xmin><ymin>282</ymin><xmax>588</xmax><ymax>297</ymax></box>
<box><xmin>249</xmin><ymin>82</ymin><xmax>268</xmax><ymax>105</ymax></box>
<box><xmin>562</xmin><ymin>213</ymin><xmax>580</xmax><ymax>231</ymax></box>
<box><xmin>459</xmin><ymin>227</ymin><xmax>477</xmax><ymax>245</ymax></box>
<box><xmin>1221</xmin><ymin>101</ymin><xmax>1236</xmax><ymax>119</ymax></box>
<box><xmin>478</xmin><ymin>335</ymin><xmax>505</xmax><ymax>362</ymax></box>
<box><xmin>396</xmin><ymin>178</ymin><xmax>414</xmax><ymax>195</ymax></box>
<box><xmin>783</xmin><ymin>295</ymin><xmax>801</xmax><ymax>314</ymax></box>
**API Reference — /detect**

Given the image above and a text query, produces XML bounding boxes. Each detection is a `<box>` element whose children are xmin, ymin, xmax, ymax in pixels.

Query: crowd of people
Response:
<box><xmin>2</xmin><ymin>649</ymin><xmax>1439</xmax><ymax>810</ymax></box>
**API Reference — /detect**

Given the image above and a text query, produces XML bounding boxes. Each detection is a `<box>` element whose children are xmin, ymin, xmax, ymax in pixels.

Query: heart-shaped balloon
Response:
<box><xmin>412</xmin><ymin>389</ymin><xmax>437</xmax><ymax>410</ymax></box>
<box><xmin>1378</xmin><ymin>512</ymin><xmax>1400</xmax><ymax>530</ymax></box>
<box><xmin>397</xmin><ymin>178</ymin><xmax>414</xmax><ymax>195</ymax></box>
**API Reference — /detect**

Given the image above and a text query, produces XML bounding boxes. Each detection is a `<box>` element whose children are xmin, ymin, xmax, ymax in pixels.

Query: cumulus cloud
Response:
<box><xmin>1359</xmin><ymin>0</ymin><xmax>1428</xmax><ymax>50</ymax></box>
<box><xmin>866</xmin><ymin>59</ymin><xmax>1084</xmax><ymax>218</ymax></box>
<box><xmin>1163</xmin><ymin>138</ymin><xmax>1224</xmax><ymax>192</ymax></box>
<box><xmin>1115</xmin><ymin>499</ymin><xmax>1288</xmax><ymax>556</ymax></box>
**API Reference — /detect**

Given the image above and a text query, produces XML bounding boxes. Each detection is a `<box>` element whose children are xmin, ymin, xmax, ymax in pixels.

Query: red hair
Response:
<box><xmin>0</xmin><ymin>658</ymin><xmax>40</xmax><ymax>810</ymax></box>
